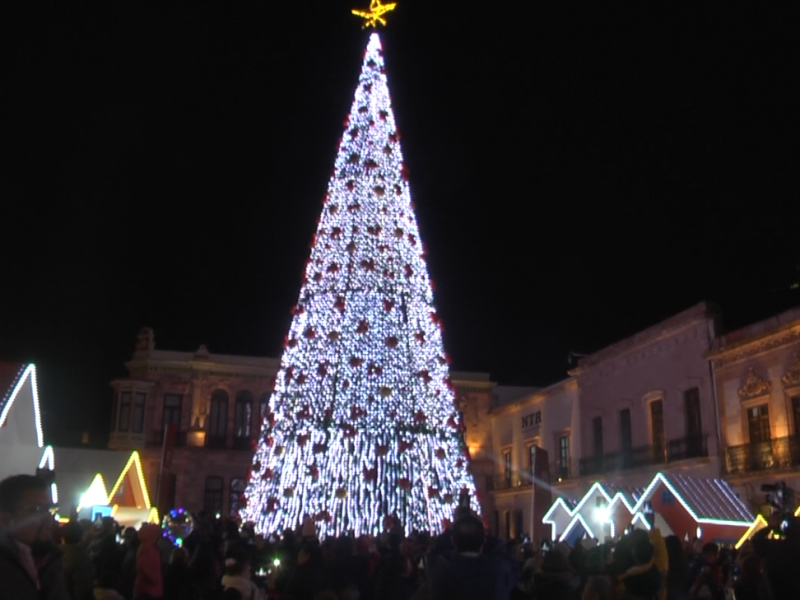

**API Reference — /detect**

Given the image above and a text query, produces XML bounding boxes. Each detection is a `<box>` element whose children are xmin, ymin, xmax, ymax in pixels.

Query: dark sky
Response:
<box><xmin>1</xmin><ymin>2</ymin><xmax>798</xmax><ymax>439</ymax></box>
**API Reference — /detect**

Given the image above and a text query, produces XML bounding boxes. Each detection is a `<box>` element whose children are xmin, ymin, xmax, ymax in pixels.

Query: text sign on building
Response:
<box><xmin>521</xmin><ymin>411</ymin><xmax>542</xmax><ymax>434</ymax></box>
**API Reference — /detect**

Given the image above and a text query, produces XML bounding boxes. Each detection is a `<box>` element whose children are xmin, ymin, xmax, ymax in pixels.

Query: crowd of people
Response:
<box><xmin>2</xmin><ymin>473</ymin><xmax>799</xmax><ymax>600</ymax></box>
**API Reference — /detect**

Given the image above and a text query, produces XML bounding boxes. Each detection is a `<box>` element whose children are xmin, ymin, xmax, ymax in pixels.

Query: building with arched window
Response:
<box><xmin>109</xmin><ymin>328</ymin><xmax>280</xmax><ymax>516</ymax></box>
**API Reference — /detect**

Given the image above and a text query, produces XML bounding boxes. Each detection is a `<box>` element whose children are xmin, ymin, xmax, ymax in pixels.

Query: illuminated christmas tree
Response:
<box><xmin>242</xmin><ymin>23</ymin><xmax>479</xmax><ymax>537</ymax></box>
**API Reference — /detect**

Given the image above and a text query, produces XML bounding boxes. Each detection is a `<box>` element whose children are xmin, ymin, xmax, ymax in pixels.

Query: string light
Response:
<box><xmin>352</xmin><ymin>0</ymin><xmax>397</xmax><ymax>28</ymax></box>
<box><xmin>242</xmin><ymin>33</ymin><xmax>478</xmax><ymax>537</ymax></box>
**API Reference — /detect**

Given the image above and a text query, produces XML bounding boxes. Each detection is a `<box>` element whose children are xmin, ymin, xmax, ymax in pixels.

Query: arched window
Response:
<box><xmin>207</xmin><ymin>390</ymin><xmax>228</xmax><ymax>448</ymax></box>
<box><xmin>233</xmin><ymin>390</ymin><xmax>253</xmax><ymax>449</ymax></box>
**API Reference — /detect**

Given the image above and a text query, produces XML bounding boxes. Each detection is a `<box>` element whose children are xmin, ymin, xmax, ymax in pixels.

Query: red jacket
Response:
<box><xmin>133</xmin><ymin>524</ymin><xmax>163</xmax><ymax>599</ymax></box>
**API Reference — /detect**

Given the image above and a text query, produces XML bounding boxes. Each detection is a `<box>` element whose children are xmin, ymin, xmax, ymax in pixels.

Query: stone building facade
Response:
<box><xmin>108</xmin><ymin>330</ymin><xmax>499</xmax><ymax>519</ymax></box>
<box><xmin>709</xmin><ymin>305</ymin><xmax>800</xmax><ymax>511</ymax></box>
<box><xmin>108</xmin><ymin>329</ymin><xmax>280</xmax><ymax>517</ymax></box>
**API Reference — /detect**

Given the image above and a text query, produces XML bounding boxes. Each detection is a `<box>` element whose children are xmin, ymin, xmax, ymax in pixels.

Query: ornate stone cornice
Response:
<box><xmin>782</xmin><ymin>353</ymin><xmax>800</xmax><ymax>387</ymax></box>
<box><xmin>710</xmin><ymin>328</ymin><xmax>800</xmax><ymax>368</ymax></box>
<box><xmin>738</xmin><ymin>367</ymin><xmax>772</xmax><ymax>400</ymax></box>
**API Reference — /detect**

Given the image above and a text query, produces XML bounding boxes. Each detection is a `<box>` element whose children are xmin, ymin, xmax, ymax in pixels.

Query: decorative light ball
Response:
<box><xmin>335</xmin><ymin>487</ymin><xmax>348</xmax><ymax>499</ymax></box>
<box><xmin>161</xmin><ymin>508</ymin><xmax>194</xmax><ymax>546</ymax></box>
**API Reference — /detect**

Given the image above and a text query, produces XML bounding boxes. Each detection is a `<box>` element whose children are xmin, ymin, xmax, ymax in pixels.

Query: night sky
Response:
<box><xmin>2</xmin><ymin>2</ymin><xmax>797</xmax><ymax>441</ymax></box>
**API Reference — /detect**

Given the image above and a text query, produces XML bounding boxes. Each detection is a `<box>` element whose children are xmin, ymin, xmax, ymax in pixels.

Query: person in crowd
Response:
<box><xmin>61</xmin><ymin>520</ymin><xmax>95</xmax><ymax>600</ymax></box>
<box><xmin>687</xmin><ymin>543</ymin><xmax>723</xmax><ymax>600</ymax></box>
<box><xmin>284</xmin><ymin>540</ymin><xmax>332</xmax><ymax>600</ymax></box>
<box><xmin>425</xmin><ymin>513</ymin><xmax>515</xmax><ymax>600</ymax></box>
<box><xmin>119</xmin><ymin>526</ymin><xmax>139</xmax><ymax>600</ymax></box>
<box><xmin>189</xmin><ymin>538</ymin><xmax>222</xmax><ymax>600</ymax></box>
<box><xmin>582</xmin><ymin>575</ymin><xmax>613</xmax><ymax>600</ymax></box>
<box><xmin>0</xmin><ymin>474</ymin><xmax>66</xmax><ymax>600</ymax></box>
<box><xmin>94</xmin><ymin>569</ymin><xmax>126</xmax><ymax>600</ymax></box>
<box><xmin>133</xmin><ymin>523</ymin><xmax>163</xmax><ymax>600</ymax></box>
<box><xmin>664</xmin><ymin>535</ymin><xmax>689</xmax><ymax>600</ymax></box>
<box><xmin>374</xmin><ymin>552</ymin><xmax>417</xmax><ymax>600</ymax></box>
<box><xmin>163</xmin><ymin>546</ymin><xmax>193</xmax><ymax>600</ymax></box>
<box><xmin>221</xmin><ymin>548</ymin><xmax>262</xmax><ymax>600</ymax></box>
<box><xmin>531</xmin><ymin>548</ymin><xmax>581</xmax><ymax>600</ymax></box>
<box><xmin>617</xmin><ymin>536</ymin><xmax>662</xmax><ymax>600</ymax></box>
<box><xmin>90</xmin><ymin>517</ymin><xmax>122</xmax><ymax>584</ymax></box>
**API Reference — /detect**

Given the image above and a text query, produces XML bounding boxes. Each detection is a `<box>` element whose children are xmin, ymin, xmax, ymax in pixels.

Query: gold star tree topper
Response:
<box><xmin>352</xmin><ymin>0</ymin><xmax>397</xmax><ymax>28</ymax></box>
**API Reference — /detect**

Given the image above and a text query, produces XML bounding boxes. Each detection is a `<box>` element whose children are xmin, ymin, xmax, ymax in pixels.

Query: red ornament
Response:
<box><xmin>317</xmin><ymin>362</ymin><xmax>328</xmax><ymax>377</ymax></box>
<box><xmin>358</xmin><ymin>106</ymin><xmax>368</xmax><ymax>114</ymax></box>
<box><xmin>303</xmin><ymin>327</ymin><xmax>316</xmax><ymax>339</ymax></box>
<box><xmin>334</xmin><ymin>296</ymin><xmax>346</xmax><ymax>312</ymax></box>
<box><xmin>346</xmin><ymin>241</ymin><xmax>357</xmax><ymax>254</ymax></box>
<box><xmin>360</xmin><ymin>258</ymin><xmax>376</xmax><ymax>271</ymax></box>
<box><xmin>362</xmin><ymin>467</ymin><xmax>378</xmax><ymax>482</ymax></box>
<box><xmin>313</xmin><ymin>442</ymin><xmax>328</xmax><ymax>454</ymax></box>
<box><xmin>284</xmin><ymin>366</ymin><xmax>294</xmax><ymax>382</ymax></box>
<box><xmin>267</xmin><ymin>497</ymin><xmax>279</xmax><ymax>512</ymax></box>
<box><xmin>309</xmin><ymin>464</ymin><xmax>319</xmax><ymax>479</ymax></box>
<box><xmin>329</xmin><ymin>204</ymin><xmax>339</xmax><ymax>215</ymax></box>
<box><xmin>350</xmin><ymin>406</ymin><xmax>366</xmax><ymax>420</ymax></box>
<box><xmin>383</xmin><ymin>299</ymin><xmax>395</xmax><ymax>312</ymax></box>
<box><xmin>373</xmin><ymin>185</ymin><xmax>385</xmax><ymax>196</ymax></box>
<box><xmin>418</xmin><ymin>370</ymin><xmax>432</xmax><ymax>384</ymax></box>
<box><xmin>386</xmin><ymin>336</ymin><xmax>399</xmax><ymax>348</ymax></box>
<box><xmin>331</xmin><ymin>226</ymin><xmax>342</xmax><ymax>238</ymax></box>
<box><xmin>404</xmin><ymin>265</ymin><xmax>413</xmax><ymax>278</ymax></box>
<box><xmin>328</xmin><ymin>331</ymin><xmax>340</xmax><ymax>342</ymax></box>
<box><xmin>413</xmin><ymin>410</ymin><xmax>427</xmax><ymax>423</ymax></box>
<box><xmin>349</xmin><ymin>357</ymin><xmax>364</xmax><ymax>368</ymax></box>
<box><xmin>356</xmin><ymin>320</ymin><xmax>369</xmax><ymax>334</ymax></box>
<box><xmin>435</xmin><ymin>448</ymin><xmax>446</xmax><ymax>460</ymax></box>
<box><xmin>265</xmin><ymin>436</ymin><xmax>274</xmax><ymax>447</ymax></box>
<box><xmin>348</xmin><ymin>202</ymin><xmax>361</xmax><ymax>212</ymax></box>
<box><xmin>346</xmin><ymin>180</ymin><xmax>355</xmax><ymax>191</ymax></box>
<box><xmin>398</xmin><ymin>439</ymin><xmax>414</xmax><ymax>453</ymax></box>
<box><xmin>443</xmin><ymin>493</ymin><xmax>454</xmax><ymax>504</ymax></box>
<box><xmin>326</xmin><ymin>263</ymin><xmax>340</xmax><ymax>274</ymax></box>
<box><xmin>389</xmin><ymin>132</ymin><xmax>398</xmax><ymax>143</ymax></box>
<box><xmin>364</xmin><ymin>159</ymin><xmax>378</xmax><ymax>169</ymax></box>
<box><xmin>363</xmin><ymin>83</ymin><xmax>373</xmax><ymax>92</ymax></box>
<box><xmin>455</xmin><ymin>459</ymin><xmax>464</xmax><ymax>468</ymax></box>
<box><xmin>394</xmin><ymin>227</ymin><xmax>404</xmax><ymax>238</ymax></box>
<box><xmin>427</xmin><ymin>486</ymin><xmax>439</xmax><ymax>499</ymax></box>
<box><xmin>447</xmin><ymin>415</ymin><xmax>459</xmax><ymax>429</ymax></box>
<box><xmin>296</xmin><ymin>373</ymin><xmax>308</xmax><ymax>385</ymax></box>
<box><xmin>407</xmin><ymin>234</ymin><xmax>417</xmax><ymax>246</ymax></box>
<box><xmin>397</xmin><ymin>477</ymin><xmax>412</xmax><ymax>489</ymax></box>
<box><xmin>348</xmin><ymin>152</ymin><xmax>359</xmax><ymax>164</ymax></box>
<box><xmin>261</xmin><ymin>468</ymin><xmax>274</xmax><ymax>481</ymax></box>
<box><xmin>348</xmin><ymin>127</ymin><xmax>359</xmax><ymax>139</ymax></box>
<box><xmin>342</xmin><ymin>424</ymin><xmax>357</xmax><ymax>438</ymax></box>
<box><xmin>376</xmin><ymin>444</ymin><xmax>389</xmax><ymax>456</ymax></box>
<box><xmin>312</xmin><ymin>272</ymin><xmax>323</xmax><ymax>282</ymax></box>
<box><xmin>414</xmin><ymin>332</ymin><xmax>426</xmax><ymax>343</ymax></box>
<box><xmin>298</xmin><ymin>434</ymin><xmax>309</xmax><ymax>447</ymax></box>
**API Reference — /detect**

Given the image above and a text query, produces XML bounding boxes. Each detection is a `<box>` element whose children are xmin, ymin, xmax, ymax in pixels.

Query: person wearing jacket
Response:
<box><xmin>133</xmin><ymin>523</ymin><xmax>163</xmax><ymax>600</ymax></box>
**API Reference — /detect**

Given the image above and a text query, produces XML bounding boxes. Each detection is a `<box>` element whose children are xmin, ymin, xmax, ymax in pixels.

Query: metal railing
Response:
<box><xmin>579</xmin><ymin>434</ymin><xmax>709</xmax><ymax>477</ymax></box>
<box><xmin>724</xmin><ymin>435</ymin><xmax>800</xmax><ymax>475</ymax></box>
<box><xmin>488</xmin><ymin>460</ymin><xmax>575</xmax><ymax>492</ymax></box>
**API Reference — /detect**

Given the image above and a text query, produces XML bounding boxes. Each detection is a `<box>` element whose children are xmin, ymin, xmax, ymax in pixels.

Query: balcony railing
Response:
<box><xmin>489</xmin><ymin>461</ymin><xmax>576</xmax><ymax>492</ymax></box>
<box><xmin>724</xmin><ymin>435</ymin><xmax>800</xmax><ymax>475</ymax></box>
<box><xmin>579</xmin><ymin>434</ymin><xmax>709</xmax><ymax>477</ymax></box>
<box><xmin>668</xmin><ymin>434</ymin><xmax>709</xmax><ymax>461</ymax></box>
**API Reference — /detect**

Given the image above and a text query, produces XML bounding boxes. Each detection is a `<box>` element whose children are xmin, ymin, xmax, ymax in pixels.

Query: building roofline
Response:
<box><xmin>574</xmin><ymin>301</ymin><xmax>719</xmax><ymax>371</ymax></box>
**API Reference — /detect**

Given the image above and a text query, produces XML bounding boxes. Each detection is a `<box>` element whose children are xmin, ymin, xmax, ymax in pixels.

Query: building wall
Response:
<box><xmin>489</xmin><ymin>380</ymin><xmax>580</xmax><ymax>540</ymax></box>
<box><xmin>109</xmin><ymin>329</ymin><xmax>280</xmax><ymax>516</ymax></box>
<box><xmin>709</xmin><ymin>306</ymin><xmax>800</xmax><ymax>508</ymax></box>
<box><xmin>574</xmin><ymin>302</ymin><xmax>720</xmax><ymax>487</ymax></box>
